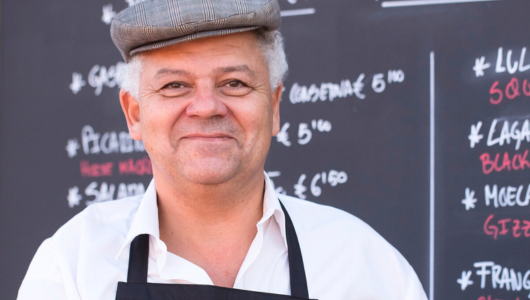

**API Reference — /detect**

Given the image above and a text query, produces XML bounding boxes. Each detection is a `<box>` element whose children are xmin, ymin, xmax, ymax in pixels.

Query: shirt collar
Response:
<box><xmin>261</xmin><ymin>173</ymin><xmax>288</xmax><ymax>248</ymax></box>
<box><xmin>116</xmin><ymin>178</ymin><xmax>159</xmax><ymax>259</ymax></box>
<box><xmin>115</xmin><ymin>172</ymin><xmax>287</xmax><ymax>260</ymax></box>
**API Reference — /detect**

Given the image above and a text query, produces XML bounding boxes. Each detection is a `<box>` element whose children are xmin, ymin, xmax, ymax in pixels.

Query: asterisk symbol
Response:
<box><xmin>101</xmin><ymin>4</ymin><xmax>116</xmax><ymax>25</ymax></box>
<box><xmin>468</xmin><ymin>121</ymin><xmax>483</xmax><ymax>149</ymax></box>
<box><xmin>294</xmin><ymin>174</ymin><xmax>307</xmax><ymax>199</ymax></box>
<box><xmin>69</xmin><ymin>72</ymin><xmax>86</xmax><ymax>94</ymax></box>
<box><xmin>276</xmin><ymin>122</ymin><xmax>291</xmax><ymax>147</ymax></box>
<box><xmin>353</xmin><ymin>73</ymin><xmax>366</xmax><ymax>100</ymax></box>
<box><xmin>65</xmin><ymin>139</ymin><xmax>80</xmax><ymax>158</ymax></box>
<box><xmin>67</xmin><ymin>186</ymin><xmax>83</xmax><ymax>208</ymax></box>
<box><xmin>473</xmin><ymin>56</ymin><xmax>490</xmax><ymax>77</ymax></box>
<box><xmin>462</xmin><ymin>188</ymin><xmax>477</xmax><ymax>211</ymax></box>
<box><xmin>457</xmin><ymin>270</ymin><xmax>474</xmax><ymax>291</ymax></box>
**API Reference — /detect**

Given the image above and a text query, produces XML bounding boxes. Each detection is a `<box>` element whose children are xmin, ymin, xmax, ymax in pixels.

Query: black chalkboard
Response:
<box><xmin>1</xmin><ymin>0</ymin><xmax>529</xmax><ymax>299</ymax></box>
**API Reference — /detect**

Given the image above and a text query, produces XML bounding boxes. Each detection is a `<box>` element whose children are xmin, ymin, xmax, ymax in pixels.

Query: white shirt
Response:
<box><xmin>18</xmin><ymin>173</ymin><xmax>427</xmax><ymax>300</ymax></box>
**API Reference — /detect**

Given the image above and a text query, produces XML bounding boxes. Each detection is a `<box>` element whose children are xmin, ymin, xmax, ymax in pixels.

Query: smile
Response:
<box><xmin>182</xmin><ymin>135</ymin><xmax>234</xmax><ymax>142</ymax></box>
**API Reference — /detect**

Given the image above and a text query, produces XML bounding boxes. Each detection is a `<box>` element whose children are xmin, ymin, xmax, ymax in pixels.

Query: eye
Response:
<box><xmin>226</xmin><ymin>80</ymin><xmax>246</xmax><ymax>88</ymax></box>
<box><xmin>158</xmin><ymin>81</ymin><xmax>190</xmax><ymax>97</ymax></box>
<box><xmin>220</xmin><ymin>80</ymin><xmax>252</xmax><ymax>97</ymax></box>
<box><xmin>162</xmin><ymin>82</ymin><xmax>185</xmax><ymax>89</ymax></box>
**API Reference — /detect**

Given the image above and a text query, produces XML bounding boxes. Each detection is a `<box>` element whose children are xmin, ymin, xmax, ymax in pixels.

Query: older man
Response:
<box><xmin>18</xmin><ymin>0</ymin><xmax>427</xmax><ymax>299</ymax></box>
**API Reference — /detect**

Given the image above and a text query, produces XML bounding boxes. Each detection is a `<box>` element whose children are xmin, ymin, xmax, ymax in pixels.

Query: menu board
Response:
<box><xmin>1</xmin><ymin>0</ymin><xmax>529</xmax><ymax>299</ymax></box>
<box><xmin>436</xmin><ymin>35</ymin><xmax>530</xmax><ymax>299</ymax></box>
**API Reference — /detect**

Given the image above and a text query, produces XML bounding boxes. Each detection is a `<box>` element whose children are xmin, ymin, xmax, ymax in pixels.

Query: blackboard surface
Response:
<box><xmin>1</xmin><ymin>0</ymin><xmax>529</xmax><ymax>299</ymax></box>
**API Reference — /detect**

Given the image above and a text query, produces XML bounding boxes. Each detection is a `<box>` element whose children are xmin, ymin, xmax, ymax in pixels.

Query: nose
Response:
<box><xmin>185</xmin><ymin>84</ymin><xmax>228</xmax><ymax>118</ymax></box>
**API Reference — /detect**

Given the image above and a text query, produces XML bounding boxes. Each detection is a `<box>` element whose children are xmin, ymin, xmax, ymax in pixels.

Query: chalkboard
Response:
<box><xmin>1</xmin><ymin>0</ymin><xmax>529</xmax><ymax>299</ymax></box>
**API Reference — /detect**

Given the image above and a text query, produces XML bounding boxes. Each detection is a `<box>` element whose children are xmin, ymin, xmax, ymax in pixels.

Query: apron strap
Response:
<box><xmin>279</xmin><ymin>201</ymin><xmax>310</xmax><ymax>299</ymax></box>
<box><xmin>125</xmin><ymin>201</ymin><xmax>310</xmax><ymax>297</ymax></box>
<box><xmin>127</xmin><ymin>233</ymin><xmax>149</xmax><ymax>283</ymax></box>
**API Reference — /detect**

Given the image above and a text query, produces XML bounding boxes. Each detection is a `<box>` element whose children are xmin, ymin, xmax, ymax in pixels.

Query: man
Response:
<box><xmin>18</xmin><ymin>0</ymin><xmax>427</xmax><ymax>299</ymax></box>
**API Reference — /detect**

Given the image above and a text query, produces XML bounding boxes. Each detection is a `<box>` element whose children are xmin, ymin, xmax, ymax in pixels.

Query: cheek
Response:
<box><xmin>233</xmin><ymin>100</ymin><xmax>273</xmax><ymax>146</ymax></box>
<box><xmin>139</xmin><ymin>99</ymin><xmax>185</xmax><ymax>150</ymax></box>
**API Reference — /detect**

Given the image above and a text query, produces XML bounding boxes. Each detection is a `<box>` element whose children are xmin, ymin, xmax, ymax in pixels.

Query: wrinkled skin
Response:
<box><xmin>120</xmin><ymin>32</ymin><xmax>282</xmax><ymax>191</ymax></box>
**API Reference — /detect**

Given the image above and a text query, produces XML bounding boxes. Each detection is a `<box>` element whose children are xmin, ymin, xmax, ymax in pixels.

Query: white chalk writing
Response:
<box><xmin>473</xmin><ymin>261</ymin><xmax>530</xmax><ymax>297</ymax></box>
<box><xmin>80</xmin><ymin>125</ymin><xmax>145</xmax><ymax>155</ymax></box>
<box><xmin>88</xmin><ymin>62</ymin><xmax>126</xmax><ymax>96</ymax></box>
<box><xmin>85</xmin><ymin>181</ymin><xmax>145</xmax><ymax>205</ymax></box>
<box><xmin>487</xmin><ymin>118</ymin><xmax>530</xmax><ymax>150</ymax></box>
<box><xmin>294</xmin><ymin>170</ymin><xmax>348</xmax><ymax>199</ymax></box>
<box><xmin>276</xmin><ymin>119</ymin><xmax>332</xmax><ymax>147</ymax></box>
<box><xmin>485</xmin><ymin>184</ymin><xmax>530</xmax><ymax>208</ymax></box>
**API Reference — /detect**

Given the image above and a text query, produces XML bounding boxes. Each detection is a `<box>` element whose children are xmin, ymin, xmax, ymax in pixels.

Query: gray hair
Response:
<box><xmin>117</xmin><ymin>29</ymin><xmax>288</xmax><ymax>100</ymax></box>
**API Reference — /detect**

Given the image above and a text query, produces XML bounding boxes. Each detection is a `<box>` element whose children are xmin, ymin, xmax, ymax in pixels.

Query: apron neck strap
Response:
<box><xmin>278</xmin><ymin>201</ymin><xmax>310</xmax><ymax>298</ymax></box>
<box><xmin>127</xmin><ymin>233</ymin><xmax>149</xmax><ymax>283</ymax></box>
<box><xmin>126</xmin><ymin>200</ymin><xmax>310</xmax><ymax>297</ymax></box>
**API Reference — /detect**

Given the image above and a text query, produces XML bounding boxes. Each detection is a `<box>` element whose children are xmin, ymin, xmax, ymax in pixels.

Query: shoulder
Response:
<box><xmin>72</xmin><ymin>195</ymin><xmax>143</xmax><ymax>225</ymax></box>
<box><xmin>278</xmin><ymin>194</ymin><xmax>427</xmax><ymax>299</ymax></box>
<box><xmin>47</xmin><ymin>195</ymin><xmax>143</xmax><ymax>255</ymax></box>
<box><xmin>278</xmin><ymin>193</ymin><xmax>378</xmax><ymax>241</ymax></box>
<box><xmin>278</xmin><ymin>193</ymin><xmax>397</xmax><ymax>258</ymax></box>
<box><xmin>19</xmin><ymin>196</ymin><xmax>144</xmax><ymax>299</ymax></box>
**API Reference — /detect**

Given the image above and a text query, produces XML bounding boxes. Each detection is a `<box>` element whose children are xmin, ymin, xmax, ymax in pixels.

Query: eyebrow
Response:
<box><xmin>154</xmin><ymin>68</ymin><xmax>191</xmax><ymax>78</ymax></box>
<box><xmin>214</xmin><ymin>65</ymin><xmax>256</xmax><ymax>79</ymax></box>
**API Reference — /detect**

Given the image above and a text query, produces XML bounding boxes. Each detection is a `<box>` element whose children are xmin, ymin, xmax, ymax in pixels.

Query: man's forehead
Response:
<box><xmin>144</xmin><ymin>31</ymin><xmax>260</xmax><ymax>56</ymax></box>
<box><xmin>151</xmin><ymin>65</ymin><xmax>257</xmax><ymax>79</ymax></box>
<box><xmin>139</xmin><ymin>34</ymin><xmax>264</xmax><ymax>76</ymax></box>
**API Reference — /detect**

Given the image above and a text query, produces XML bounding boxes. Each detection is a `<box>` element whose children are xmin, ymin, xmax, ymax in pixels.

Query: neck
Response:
<box><xmin>155</xmin><ymin>169</ymin><xmax>265</xmax><ymax>288</ymax></box>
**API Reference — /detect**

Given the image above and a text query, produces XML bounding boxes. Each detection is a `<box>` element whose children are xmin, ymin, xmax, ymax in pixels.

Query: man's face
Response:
<box><xmin>122</xmin><ymin>32</ymin><xmax>281</xmax><ymax>186</ymax></box>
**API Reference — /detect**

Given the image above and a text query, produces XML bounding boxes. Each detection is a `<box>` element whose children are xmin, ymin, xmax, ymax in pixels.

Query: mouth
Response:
<box><xmin>181</xmin><ymin>134</ymin><xmax>234</xmax><ymax>142</ymax></box>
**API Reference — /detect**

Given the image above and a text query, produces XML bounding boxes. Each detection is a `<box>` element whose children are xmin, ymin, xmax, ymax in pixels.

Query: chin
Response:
<box><xmin>179</xmin><ymin>158</ymin><xmax>242</xmax><ymax>185</ymax></box>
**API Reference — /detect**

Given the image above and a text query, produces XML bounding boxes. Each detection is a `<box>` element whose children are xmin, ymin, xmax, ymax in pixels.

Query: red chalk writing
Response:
<box><xmin>489</xmin><ymin>78</ymin><xmax>530</xmax><ymax>105</ymax></box>
<box><xmin>80</xmin><ymin>161</ymin><xmax>113</xmax><ymax>177</ymax></box>
<box><xmin>118</xmin><ymin>156</ymin><xmax>152</xmax><ymax>176</ymax></box>
<box><xmin>480</xmin><ymin>150</ymin><xmax>530</xmax><ymax>174</ymax></box>
<box><xmin>478</xmin><ymin>296</ymin><xmax>520</xmax><ymax>300</ymax></box>
<box><xmin>483</xmin><ymin>214</ymin><xmax>530</xmax><ymax>239</ymax></box>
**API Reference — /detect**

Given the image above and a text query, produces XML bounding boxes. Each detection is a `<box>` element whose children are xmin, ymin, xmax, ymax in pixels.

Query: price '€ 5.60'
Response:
<box><xmin>276</xmin><ymin>119</ymin><xmax>332</xmax><ymax>147</ymax></box>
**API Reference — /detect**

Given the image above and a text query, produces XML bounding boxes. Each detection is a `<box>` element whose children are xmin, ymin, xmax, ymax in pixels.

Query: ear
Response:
<box><xmin>271</xmin><ymin>83</ymin><xmax>283</xmax><ymax>136</ymax></box>
<box><xmin>120</xmin><ymin>90</ymin><xmax>142</xmax><ymax>140</ymax></box>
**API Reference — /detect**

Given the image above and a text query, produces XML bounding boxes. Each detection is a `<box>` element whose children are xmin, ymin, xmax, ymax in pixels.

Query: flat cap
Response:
<box><xmin>111</xmin><ymin>0</ymin><xmax>281</xmax><ymax>62</ymax></box>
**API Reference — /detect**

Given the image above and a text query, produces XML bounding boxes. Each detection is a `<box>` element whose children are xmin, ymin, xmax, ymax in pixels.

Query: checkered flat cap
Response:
<box><xmin>111</xmin><ymin>0</ymin><xmax>281</xmax><ymax>62</ymax></box>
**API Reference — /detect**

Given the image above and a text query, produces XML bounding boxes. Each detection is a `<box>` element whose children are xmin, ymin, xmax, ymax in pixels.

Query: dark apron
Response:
<box><xmin>116</xmin><ymin>201</ymin><xmax>315</xmax><ymax>299</ymax></box>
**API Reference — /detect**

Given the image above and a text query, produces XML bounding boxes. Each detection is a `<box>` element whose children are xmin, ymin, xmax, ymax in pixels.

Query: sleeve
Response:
<box><xmin>17</xmin><ymin>239</ymin><xmax>73</xmax><ymax>300</ymax></box>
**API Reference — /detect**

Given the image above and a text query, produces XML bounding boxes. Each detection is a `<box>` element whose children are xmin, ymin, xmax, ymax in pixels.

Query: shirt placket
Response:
<box><xmin>154</xmin><ymin>238</ymin><xmax>214</xmax><ymax>285</ymax></box>
<box><xmin>232</xmin><ymin>219</ymin><xmax>268</xmax><ymax>289</ymax></box>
